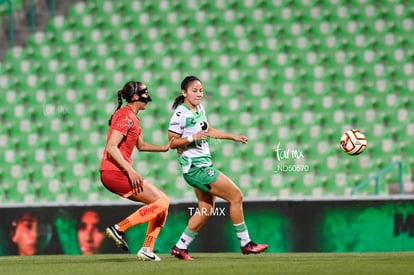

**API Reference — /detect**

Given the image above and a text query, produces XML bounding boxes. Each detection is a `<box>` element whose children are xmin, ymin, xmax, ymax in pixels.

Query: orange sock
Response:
<box><xmin>143</xmin><ymin>209</ymin><xmax>168</xmax><ymax>250</ymax></box>
<box><xmin>117</xmin><ymin>196</ymin><xmax>169</xmax><ymax>232</ymax></box>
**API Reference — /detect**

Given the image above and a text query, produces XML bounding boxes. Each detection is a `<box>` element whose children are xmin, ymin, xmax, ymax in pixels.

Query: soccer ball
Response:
<box><xmin>339</xmin><ymin>129</ymin><xmax>367</xmax><ymax>155</ymax></box>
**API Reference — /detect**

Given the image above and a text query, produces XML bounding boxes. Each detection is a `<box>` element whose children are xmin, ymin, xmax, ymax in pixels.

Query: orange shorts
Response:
<box><xmin>100</xmin><ymin>170</ymin><xmax>132</xmax><ymax>198</ymax></box>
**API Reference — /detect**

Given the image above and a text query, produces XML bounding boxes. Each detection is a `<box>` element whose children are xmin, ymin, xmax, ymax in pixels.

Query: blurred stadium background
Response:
<box><xmin>0</xmin><ymin>0</ymin><xmax>413</xmax><ymax>205</ymax></box>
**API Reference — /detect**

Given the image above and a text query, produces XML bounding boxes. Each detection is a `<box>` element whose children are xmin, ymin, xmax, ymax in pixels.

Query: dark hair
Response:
<box><xmin>108</xmin><ymin>81</ymin><xmax>144</xmax><ymax>126</ymax></box>
<box><xmin>171</xmin><ymin>76</ymin><xmax>201</xmax><ymax>110</ymax></box>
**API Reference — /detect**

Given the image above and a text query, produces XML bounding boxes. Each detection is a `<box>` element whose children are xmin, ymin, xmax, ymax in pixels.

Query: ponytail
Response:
<box><xmin>171</xmin><ymin>95</ymin><xmax>185</xmax><ymax>110</ymax></box>
<box><xmin>108</xmin><ymin>90</ymin><xmax>123</xmax><ymax>126</ymax></box>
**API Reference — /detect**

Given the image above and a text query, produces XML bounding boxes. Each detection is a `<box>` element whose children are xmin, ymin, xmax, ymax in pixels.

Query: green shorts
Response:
<box><xmin>183</xmin><ymin>165</ymin><xmax>220</xmax><ymax>192</ymax></box>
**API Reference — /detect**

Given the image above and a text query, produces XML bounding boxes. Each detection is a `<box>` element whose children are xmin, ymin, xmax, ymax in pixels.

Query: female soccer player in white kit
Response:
<box><xmin>168</xmin><ymin>76</ymin><xmax>268</xmax><ymax>260</ymax></box>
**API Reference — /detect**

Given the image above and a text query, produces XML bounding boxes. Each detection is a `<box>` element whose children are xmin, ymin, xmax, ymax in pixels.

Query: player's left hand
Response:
<box><xmin>233</xmin><ymin>135</ymin><xmax>248</xmax><ymax>144</ymax></box>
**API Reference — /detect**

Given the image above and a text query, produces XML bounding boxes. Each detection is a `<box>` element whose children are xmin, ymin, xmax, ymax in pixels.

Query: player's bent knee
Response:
<box><xmin>230</xmin><ymin>190</ymin><xmax>244</xmax><ymax>204</ymax></box>
<box><xmin>156</xmin><ymin>195</ymin><xmax>170</xmax><ymax>211</ymax></box>
<box><xmin>160</xmin><ymin>192</ymin><xmax>170</xmax><ymax>206</ymax></box>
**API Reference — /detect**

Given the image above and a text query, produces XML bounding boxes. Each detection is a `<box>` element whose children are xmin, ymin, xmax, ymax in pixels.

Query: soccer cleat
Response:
<box><xmin>241</xmin><ymin>241</ymin><xmax>268</xmax><ymax>255</ymax></box>
<box><xmin>137</xmin><ymin>247</ymin><xmax>161</xmax><ymax>261</ymax></box>
<box><xmin>105</xmin><ymin>225</ymin><xmax>129</xmax><ymax>252</ymax></box>
<box><xmin>170</xmin><ymin>245</ymin><xmax>194</xmax><ymax>260</ymax></box>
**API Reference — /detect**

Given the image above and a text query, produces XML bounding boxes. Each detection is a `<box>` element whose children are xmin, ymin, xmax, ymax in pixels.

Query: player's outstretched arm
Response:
<box><xmin>136</xmin><ymin>136</ymin><xmax>174</xmax><ymax>152</ymax></box>
<box><xmin>207</xmin><ymin>127</ymin><xmax>248</xmax><ymax>144</ymax></box>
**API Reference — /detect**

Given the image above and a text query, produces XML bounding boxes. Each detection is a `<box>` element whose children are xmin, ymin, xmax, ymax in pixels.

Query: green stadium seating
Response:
<box><xmin>0</xmin><ymin>0</ymin><xmax>413</xmax><ymax>202</ymax></box>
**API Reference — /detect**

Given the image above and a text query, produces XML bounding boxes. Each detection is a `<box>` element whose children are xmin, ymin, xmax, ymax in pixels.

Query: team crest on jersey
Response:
<box><xmin>206</xmin><ymin>168</ymin><xmax>215</xmax><ymax>177</ymax></box>
<box><xmin>127</xmin><ymin>119</ymin><xmax>133</xmax><ymax>129</ymax></box>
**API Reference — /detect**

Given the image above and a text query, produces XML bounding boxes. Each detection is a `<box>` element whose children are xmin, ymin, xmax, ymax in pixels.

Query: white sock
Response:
<box><xmin>234</xmin><ymin>222</ymin><xmax>251</xmax><ymax>247</ymax></box>
<box><xmin>176</xmin><ymin>227</ymin><xmax>198</xmax><ymax>250</ymax></box>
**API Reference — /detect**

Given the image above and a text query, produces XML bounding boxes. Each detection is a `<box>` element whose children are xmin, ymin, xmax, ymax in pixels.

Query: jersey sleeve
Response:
<box><xmin>111</xmin><ymin>112</ymin><xmax>133</xmax><ymax>135</ymax></box>
<box><xmin>168</xmin><ymin>109</ymin><xmax>185</xmax><ymax>135</ymax></box>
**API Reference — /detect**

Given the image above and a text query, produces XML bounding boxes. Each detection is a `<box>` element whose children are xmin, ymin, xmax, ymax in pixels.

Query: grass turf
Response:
<box><xmin>1</xmin><ymin>252</ymin><xmax>414</xmax><ymax>275</ymax></box>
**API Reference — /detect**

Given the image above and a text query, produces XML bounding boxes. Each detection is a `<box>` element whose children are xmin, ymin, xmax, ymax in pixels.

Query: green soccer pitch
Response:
<box><xmin>1</xmin><ymin>252</ymin><xmax>414</xmax><ymax>275</ymax></box>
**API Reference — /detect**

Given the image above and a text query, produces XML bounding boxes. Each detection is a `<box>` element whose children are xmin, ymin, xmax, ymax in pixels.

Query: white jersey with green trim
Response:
<box><xmin>169</xmin><ymin>104</ymin><xmax>211</xmax><ymax>173</ymax></box>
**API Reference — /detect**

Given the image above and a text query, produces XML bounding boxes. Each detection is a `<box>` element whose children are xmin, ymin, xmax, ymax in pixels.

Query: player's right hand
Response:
<box><xmin>128</xmin><ymin>169</ymin><xmax>144</xmax><ymax>194</ymax></box>
<box><xmin>165</xmin><ymin>137</ymin><xmax>175</xmax><ymax>150</ymax></box>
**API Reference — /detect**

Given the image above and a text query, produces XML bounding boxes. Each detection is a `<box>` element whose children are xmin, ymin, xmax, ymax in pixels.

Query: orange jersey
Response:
<box><xmin>100</xmin><ymin>106</ymin><xmax>142</xmax><ymax>171</ymax></box>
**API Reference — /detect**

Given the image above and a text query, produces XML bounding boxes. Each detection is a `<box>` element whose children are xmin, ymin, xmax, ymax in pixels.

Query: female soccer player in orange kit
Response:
<box><xmin>100</xmin><ymin>81</ymin><xmax>173</xmax><ymax>261</ymax></box>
